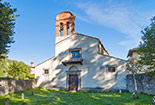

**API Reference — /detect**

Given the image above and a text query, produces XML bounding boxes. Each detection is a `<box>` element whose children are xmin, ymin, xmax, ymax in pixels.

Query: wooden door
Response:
<box><xmin>69</xmin><ymin>74</ymin><xmax>78</xmax><ymax>91</ymax></box>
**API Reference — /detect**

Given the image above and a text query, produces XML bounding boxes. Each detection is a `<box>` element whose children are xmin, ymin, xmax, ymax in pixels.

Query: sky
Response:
<box><xmin>3</xmin><ymin>0</ymin><xmax>155</xmax><ymax>66</ymax></box>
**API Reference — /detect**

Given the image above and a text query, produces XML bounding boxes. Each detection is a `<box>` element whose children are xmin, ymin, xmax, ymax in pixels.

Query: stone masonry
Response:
<box><xmin>0</xmin><ymin>79</ymin><xmax>36</xmax><ymax>96</ymax></box>
<box><xmin>127</xmin><ymin>73</ymin><xmax>155</xmax><ymax>95</ymax></box>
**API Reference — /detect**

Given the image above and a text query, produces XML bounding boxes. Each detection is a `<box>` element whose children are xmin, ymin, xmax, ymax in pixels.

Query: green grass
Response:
<box><xmin>0</xmin><ymin>88</ymin><xmax>153</xmax><ymax>105</ymax></box>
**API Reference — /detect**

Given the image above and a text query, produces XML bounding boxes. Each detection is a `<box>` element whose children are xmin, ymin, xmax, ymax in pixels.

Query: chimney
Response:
<box><xmin>30</xmin><ymin>62</ymin><xmax>34</xmax><ymax>68</ymax></box>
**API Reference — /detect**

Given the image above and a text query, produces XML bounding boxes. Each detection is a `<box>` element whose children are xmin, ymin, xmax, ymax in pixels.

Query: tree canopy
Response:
<box><xmin>0</xmin><ymin>0</ymin><xmax>18</xmax><ymax>55</ymax></box>
<box><xmin>137</xmin><ymin>16</ymin><xmax>155</xmax><ymax>72</ymax></box>
<box><xmin>0</xmin><ymin>54</ymin><xmax>8</xmax><ymax>77</ymax></box>
<box><xmin>7</xmin><ymin>60</ymin><xmax>30</xmax><ymax>80</ymax></box>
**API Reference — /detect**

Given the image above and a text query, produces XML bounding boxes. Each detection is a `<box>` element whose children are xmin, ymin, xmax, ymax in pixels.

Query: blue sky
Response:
<box><xmin>4</xmin><ymin>0</ymin><xmax>155</xmax><ymax>65</ymax></box>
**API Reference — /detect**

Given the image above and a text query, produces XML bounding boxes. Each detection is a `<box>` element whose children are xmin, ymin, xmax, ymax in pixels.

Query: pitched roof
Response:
<box><xmin>55</xmin><ymin>33</ymin><xmax>100</xmax><ymax>45</ymax></box>
<box><xmin>55</xmin><ymin>32</ymin><xmax>109</xmax><ymax>54</ymax></box>
<box><xmin>127</xmin><ymin>48</ymin><xmax>137</xmax><ymax>58</ymax></box>
<box><xmin>35</xmin><ymin>56</ymin><xmax>55</xmax><ymax>67</ymax></box>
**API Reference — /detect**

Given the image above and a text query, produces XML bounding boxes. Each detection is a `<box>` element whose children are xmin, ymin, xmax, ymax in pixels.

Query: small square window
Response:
<box><xmin>70</xmin><ymin>48</ymin><xmax>81</xmax><ymax>59</ymax></box>
<box><xmin>71</xmin><ymin>50</ymin><xmax>80</xmax><ymax>58</ymax></box>
<box><xmin>107</xmin><ymin>67</ymin><xmax>116</xmax><ymax>72</ymax></box>
<box><xmin>44</xmin><ymin>69</ymin><xmax>49</xmax><ymax>74</ymax></box>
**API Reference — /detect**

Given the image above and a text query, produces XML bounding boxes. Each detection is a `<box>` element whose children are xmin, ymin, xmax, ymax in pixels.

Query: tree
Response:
<box><xmin>0</xmin><ymin>0</ymin><xmax>18</xmax><ymax>56</ymax></box>
<box><xmin>7</xmin><ymin>60</ymin><xmax>30</xmax><ymax>80</ymax></box>
<box><xmin>0</xmin><ymin>54</ymin><xmax>8</xmax><ymax>77</ymax></box>
<box><xmin>138</xmin><ymin>17</ymin><xmax>155</xmax><ymax>71</ymax></box>
<box><xmin>127</xmin><ymin>58</ymin><xmax>142</xmax><ymax>99</ymax></box>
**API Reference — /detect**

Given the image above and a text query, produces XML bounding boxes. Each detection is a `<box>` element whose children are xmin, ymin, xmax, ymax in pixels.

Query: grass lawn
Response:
<box><xmin>0</xmin><ymin>88</ymin><xmax>153</xmax><ymax>105</ymax></box>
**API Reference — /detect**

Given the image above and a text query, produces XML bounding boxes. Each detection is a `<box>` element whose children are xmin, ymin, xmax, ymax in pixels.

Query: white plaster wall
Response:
<box><xmin>35</xmin><ymin>34</ymin><xmax>128</xmax><ymax>90</ymax></box>
<box><xmin>81</xmin><ymin>54</ymin><xmax>127</xmax><ymax>90</ymax></box>
<box><xmin>130</xmin><ymin>52</ymin><xmax>150</xmax><ymax>73</ymax></box>
<box><xmin>35</xmin><ymin>58</ymin><xmax>53</xmax><ymax>87</ymax></box>
<box><xmin>132</xmin><ymin>52</ymin><xmax>140</xmax><ymax>60</ymax></box>
<box><xmin>55</xmin><ymin>35</ymin><xmax>70</xmax><ymax>44</ymax></box>
<box><xmin>30</xmin><ymin>68</ymin><xmax>35</xmax><ymax>74</ymax></box>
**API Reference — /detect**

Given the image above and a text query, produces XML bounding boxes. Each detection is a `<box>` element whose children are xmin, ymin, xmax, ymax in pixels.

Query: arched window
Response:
<box><xmin>60</xmin><ymin>23</ymin><xmax>63</xmax><ymax>36</ymax></box>
<box><xmin>69</xmin><ymin>66</ymin><xmax>78</xmax><ymax>71</ymax></box>
<box><xmin>67</xmin><ymin>22</ymin><xmax>70</xmax><ymax>35</ymax></box>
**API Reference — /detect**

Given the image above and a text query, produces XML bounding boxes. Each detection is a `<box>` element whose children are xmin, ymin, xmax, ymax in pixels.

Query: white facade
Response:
<box><xmin>127</xmin><ymin>50</ymin><xmax>150</xmax><ymax>73</ymax></box>
<box><xmin>34</xmin><ymin>33</ymin><xmax>128</xmax><ymax>91</ymax></box>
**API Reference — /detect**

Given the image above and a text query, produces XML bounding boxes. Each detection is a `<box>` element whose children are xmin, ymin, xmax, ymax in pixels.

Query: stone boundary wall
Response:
<box><xmin>0</xmin><ymin>79</ymin><xmax>36</xmax><ymax>96</ymax></box>
<box><xmin>126</xmin><ymin>73</ymin><xmax>155</xmax><ymax>95</ymax></box>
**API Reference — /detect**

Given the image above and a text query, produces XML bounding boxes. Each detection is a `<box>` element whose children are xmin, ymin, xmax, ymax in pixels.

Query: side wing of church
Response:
<box><xmin>34</xmin><ymin>11</ymin><xmax>128</xmax><ymax>91</ymax></box>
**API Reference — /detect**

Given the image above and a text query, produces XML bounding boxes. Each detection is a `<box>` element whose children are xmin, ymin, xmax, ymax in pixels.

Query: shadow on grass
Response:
<box><xmin>0</xmin><ymin>88</ymin><xmax>153</xmax><ymax>105</ymax></box>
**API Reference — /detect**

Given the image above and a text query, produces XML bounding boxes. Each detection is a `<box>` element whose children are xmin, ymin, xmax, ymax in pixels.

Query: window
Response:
<box><xmin>107</xmin><ymin>66</ymin><xmax>116</xmax><ymax>72</ymax></box>
<box><xmin>60</xmin><ymin>23</ymin><xmax>63</xmax><ymax>36</ymax></box>
<box><xmin>71</xmin><ymin>50</ymin><xmax>80</xmax><ymax>58</ymax></box>
<box><xmin>67</xmin><ymin>22</ymin><xmax>70</xmax><ymax>35</ymax></box>
<box><xmin>70</xmin><ymin>48</ymin><xmax>82</xmax><ymax>59</ymax></box>
<box><xmin>43</xmin><ymin>69</ymin><xmax>49</xmax><ymax>74</ymax></box>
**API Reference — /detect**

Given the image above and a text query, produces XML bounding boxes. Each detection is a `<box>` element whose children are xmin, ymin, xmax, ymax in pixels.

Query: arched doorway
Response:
<box><xmin>66</xmin><ymin>66</ymin><xmax>81</xmax><ymax>91</ymax></box>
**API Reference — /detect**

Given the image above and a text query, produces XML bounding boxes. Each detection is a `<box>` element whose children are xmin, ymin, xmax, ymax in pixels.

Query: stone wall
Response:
<box><xmin>127</xmin><ymin>73</ymin><xmax>155</xmax><ymax>95</ymax></box>
<box><xmin>0</xmin><ymin>79</ymin><xmax>36</xmax><ymax>96</ymax></box>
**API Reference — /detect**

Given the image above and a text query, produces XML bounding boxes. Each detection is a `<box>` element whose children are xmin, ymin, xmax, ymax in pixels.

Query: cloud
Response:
<box><xmin>76</xmin><ymin>1</ymin><xmax>154</xmax><ymax>49</ymax></box>
<box><xmin>75</xmin><ymin>14</ymin><xmax>90</xmax><ymax>23</ymax></box>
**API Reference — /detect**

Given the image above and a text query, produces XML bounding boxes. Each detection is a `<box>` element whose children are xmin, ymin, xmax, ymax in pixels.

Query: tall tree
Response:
<box><xmin>138</xmin><ymin>16</ymin><xmax>155</xmax><ymax>73</ymax></box>
<box><xmin>0</xmin><ymin>0</ymin><xmax>18</xmax><ymax>55</ymax></box>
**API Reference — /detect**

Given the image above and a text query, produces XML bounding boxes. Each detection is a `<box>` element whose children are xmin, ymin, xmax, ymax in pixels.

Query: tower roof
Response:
<box><xmin>55</xmin><ymin>11</ymin><xmax>75</xmax><ymax>21</ymax></box>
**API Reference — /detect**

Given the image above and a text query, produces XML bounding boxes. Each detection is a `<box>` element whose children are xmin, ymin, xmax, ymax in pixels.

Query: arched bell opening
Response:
<box><xmin>67</xmin><ymin>22</ymin><xmax>70</xmax><ymax>35</ymax></box>
<box><xmin>60</xmin><ymin>22</ymin><xmax>63</xmax><ymax>36</ymax></box>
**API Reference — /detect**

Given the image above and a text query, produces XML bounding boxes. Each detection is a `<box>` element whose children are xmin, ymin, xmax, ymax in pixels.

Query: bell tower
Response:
<box><xmin>55</xmin><ymin>11</ymin><xmax>75</xmax><ymax>43</ymax></box>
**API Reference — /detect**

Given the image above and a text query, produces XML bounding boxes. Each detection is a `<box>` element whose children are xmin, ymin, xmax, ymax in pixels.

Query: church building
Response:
<box><xmin>34</xmin><ymin>11</ymin><xmax>128</xmax><ymax>91</ymax></box>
